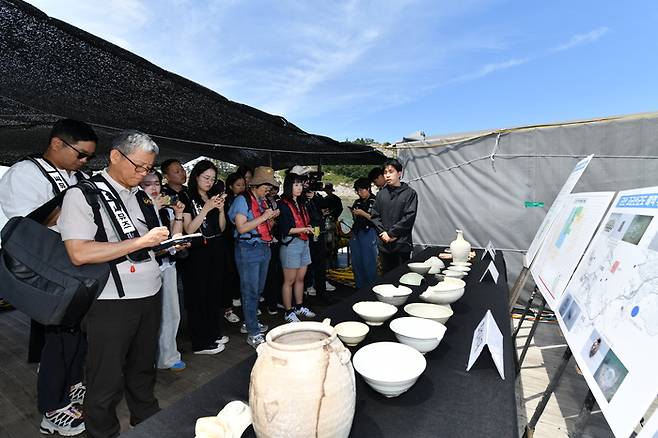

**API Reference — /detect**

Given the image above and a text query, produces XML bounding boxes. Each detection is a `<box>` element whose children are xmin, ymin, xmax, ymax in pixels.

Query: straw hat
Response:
<box><xmin>250</xmin><ymin>166</ymin><xmax>279</xmax><ymax>187</ymax></box>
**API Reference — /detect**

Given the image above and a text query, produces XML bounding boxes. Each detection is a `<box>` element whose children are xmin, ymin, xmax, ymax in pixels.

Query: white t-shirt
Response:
<box><xmin>0</xmin><ymin>159</ymin><xmax>78</xmax><ymax>219</ymax></box>
<box><xmin>58</xmin><ymin>170</ymin><xmax>161</xmax><ymax>300</ymax></box>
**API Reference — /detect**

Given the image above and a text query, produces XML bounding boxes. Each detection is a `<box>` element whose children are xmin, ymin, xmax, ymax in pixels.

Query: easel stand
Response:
<box><xmin>523</xmin><ymin>347</ymin><xmax>573</xmax><ymax>438</ymax></box>
<box><xmin>509</xmin><ymin>266</ymin><xmax>530</xmax><ymax>312</ymax></box>
<box><xmin>512</xmin><ymin>288</ymin><xmax>537</xmax><ymax>340</ymax></box>
<box><xmin>516</xmin><ymin>294</ymin><xmax>547</xmax><ymax>374</ymax></box>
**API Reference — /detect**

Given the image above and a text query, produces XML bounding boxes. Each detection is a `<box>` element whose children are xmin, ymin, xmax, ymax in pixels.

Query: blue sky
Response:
<box><xmin>26</xmin><ymin>0</ymin><xmax>658</xmax><ymax>144</ymax></box>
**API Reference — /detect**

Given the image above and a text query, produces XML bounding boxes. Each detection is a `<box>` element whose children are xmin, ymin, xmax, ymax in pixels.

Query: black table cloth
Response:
<box><xmin>124</xmin><ymin>248</ymin><xmax>518</xmax><ymax>438</ymax></box>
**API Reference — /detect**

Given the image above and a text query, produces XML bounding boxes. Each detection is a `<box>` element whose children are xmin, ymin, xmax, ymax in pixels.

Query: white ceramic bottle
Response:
<box><xmin>249</xmin><ymin>319</ymin><xmax>356</xmax><ymax>438</ymax></box>
<box><xmin>450</xmin><ymin>229</ymin><xmax>471</xmax><ymax>263</ymax></box>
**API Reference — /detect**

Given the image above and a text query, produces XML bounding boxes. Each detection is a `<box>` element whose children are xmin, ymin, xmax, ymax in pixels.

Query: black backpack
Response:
<box><xmin>0</xmin><ymin>184</ymin><xmax>110</xmax><ymax>326</ymax></box>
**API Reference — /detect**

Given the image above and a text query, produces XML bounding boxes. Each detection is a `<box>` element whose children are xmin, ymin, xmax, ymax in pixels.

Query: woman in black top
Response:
<box><xmin>179</xmin><ymin>160</ymin><xmax>229</xmax><ymax>355</ymax></box>
<box><xmin>349</xmin><ymin>177</ymin><xmax>378</xmax><ymax>288</ymax></box>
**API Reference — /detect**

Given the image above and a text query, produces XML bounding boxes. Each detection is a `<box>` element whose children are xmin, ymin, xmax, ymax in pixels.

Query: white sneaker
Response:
<box><xmin>325</xmin><ymin>281</ymin><xmax>336</xmax><ymax>292</ymax></box>
<box><xmin>69</xmin><ymin>382</ymin><xmax>85</xmax><ymax>405</ymax></box>
<box><xmin>215</xmin><ymin>335</ymin><xmax>230</xmax><ymax>345</ymax></box>
<box><xmin>284</xmin><ymin>310</ymin><xmax>301</xmax><ymax>323</ymax></box>
<box><xmin>193</xmin><ymin>344</ymin><xmax>225</xmax><ymax>355</ymax></box>
<box><xmin>232</xmin><ymin>298</ymin><xmax>241</xmax><ymax>307</ymax></box>
<box><xmin>240</xmin><ymin>323</ymin><xmax>268</xmax><ymax>334</ymax></box>
<box><xmin>40</xmin><ymin>403</ymin><xmax>85</xmax><ymax>436</ymax></box>
<box><xmin>295</xmin><ymin>306</ymin><xmax>316</xmax><ymax>318</ymax></box>
<box><xmin>305</xmin><ymin>286</ymin><xmax>316</xmax><ymax>296</ymax></box>
<box><xmin>224</xmin><ymin>309</ymin><xmax>240</xmax><ymax>323</ymax></box>
<box><xmin>247</xmin><ymin>334</ymin><xmax>266</xmax><ymax>348</ymax></box>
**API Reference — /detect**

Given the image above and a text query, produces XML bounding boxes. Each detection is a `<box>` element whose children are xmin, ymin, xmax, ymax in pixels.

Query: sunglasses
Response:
<box><xmin>59</xmin><ymin>137</ymin><xmax>96</xmax><ymax>161</ymax></box>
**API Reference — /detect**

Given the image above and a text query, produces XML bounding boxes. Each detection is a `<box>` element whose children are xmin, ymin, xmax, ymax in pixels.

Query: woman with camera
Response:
<box><xmin>180</xmin><ymin>160</ymin><xmax>229</xmax><ymax>355</ymax></box>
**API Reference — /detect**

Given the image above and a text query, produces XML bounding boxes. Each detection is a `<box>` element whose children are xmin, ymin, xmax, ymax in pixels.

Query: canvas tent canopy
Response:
<box><xmin>0</xmin><ymin>0</ymin><xmax>384</xmax><ymax>169</ymax></box>
<box><xmin>396</xmin><ymin>112</ymin><xmax>658</xmax><ymax>300</ymax></box>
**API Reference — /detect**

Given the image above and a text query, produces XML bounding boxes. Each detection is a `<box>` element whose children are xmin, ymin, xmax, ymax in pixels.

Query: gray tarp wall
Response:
<box><xmin>397</xmin><ymin>112</ymin><xmax>658</xmax><ymax>306</ymax></box>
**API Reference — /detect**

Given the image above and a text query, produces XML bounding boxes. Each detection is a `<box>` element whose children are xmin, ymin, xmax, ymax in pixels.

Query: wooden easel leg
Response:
<box><xmin>517</xmin><ymin>296</ymin><xmax>547</xmax><ymax>373</ymax></box>
<box><xmin>509</xmin><ymin>266</ymin><xmax>530</xmax><ymax>313</ymax></box>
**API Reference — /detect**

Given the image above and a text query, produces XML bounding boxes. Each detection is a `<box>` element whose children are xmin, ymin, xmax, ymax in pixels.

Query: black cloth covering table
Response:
<box><xmin>123</xmin><ymin>248</ymin><xmax>518</xmax><ymax>438</ymax></box>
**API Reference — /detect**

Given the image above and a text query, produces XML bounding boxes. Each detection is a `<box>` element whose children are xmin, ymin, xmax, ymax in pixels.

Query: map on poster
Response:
<box><xmin>556</xmin><ymin>187</ymin><xmax>658</xmax><ymax>437</ymax></box>
<box><xmin>530</xmin><ymin>191</ymin><xmax>615</xmax><ymax>308</ymax></box>
<box><xmin>524</xmin><ymin>154</ymin><xmax>594</xmax><ymax>267</ymax></box>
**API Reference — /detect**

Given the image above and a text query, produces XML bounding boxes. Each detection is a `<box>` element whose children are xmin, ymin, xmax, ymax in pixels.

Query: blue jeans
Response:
<box><xmin>349</xmin><ymin>228</ymin><xmax>378</xmax><ymax>289</ymax></box>
<box><xmin>235</xmin><ymin>241</ymin><xmax>271</xmax><ymax>336</ymax></box>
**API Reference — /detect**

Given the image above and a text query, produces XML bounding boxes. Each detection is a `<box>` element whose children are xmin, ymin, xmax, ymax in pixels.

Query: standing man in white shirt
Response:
<box><xmin>0</xmin><ymin>118</ymin><xmax>97</xmax><ymax>436</ymax></box>
<box><xmin>58</xmin><ymin>130</ymin><xmax>169</xmax><ymax>438</ymax></box>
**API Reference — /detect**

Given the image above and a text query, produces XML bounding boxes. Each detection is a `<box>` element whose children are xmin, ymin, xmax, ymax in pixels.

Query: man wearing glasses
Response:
<box><xmin>0</xmin><ymin>118</ymin><xmax>97</xmax><ymax>436</ymax></box>
<box><xmin>58</xmin><ymin>130</ymin><xmax>169</xmax><ymax>438</ymax></box>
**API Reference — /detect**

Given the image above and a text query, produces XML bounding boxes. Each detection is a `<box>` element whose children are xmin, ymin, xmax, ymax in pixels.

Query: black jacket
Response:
<box><xmin>370</xmin><ymin>183</ymin><xmax>418</xmax><ymax>253</ymax></box>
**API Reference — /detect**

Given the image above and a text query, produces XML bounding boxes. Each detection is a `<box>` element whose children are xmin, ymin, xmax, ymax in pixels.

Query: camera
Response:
<box><xmin>306</xmin><ymin>170</ymin><xmax>324</xmax><ymax>191</ymax></box>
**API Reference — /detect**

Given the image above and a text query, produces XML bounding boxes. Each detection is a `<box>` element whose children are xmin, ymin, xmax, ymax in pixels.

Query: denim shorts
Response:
<box><xmin>279</xmin><ymin>237</ymin><xmax>311</xmax><ymax>269</ymax></box>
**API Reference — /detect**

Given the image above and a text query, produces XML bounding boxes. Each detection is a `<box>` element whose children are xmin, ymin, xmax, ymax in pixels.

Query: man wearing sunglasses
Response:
<box><xmin>0</xmin><ymin>118</ymin><xmax>97</xmax><ymax>436</ymax></box>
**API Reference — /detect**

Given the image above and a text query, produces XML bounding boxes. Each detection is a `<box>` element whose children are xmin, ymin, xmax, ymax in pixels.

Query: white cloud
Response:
<box><xmin>447</xmin><ymin>57</ymin><xmax>529</xmax><ymax>85</ymax></box>
<box><xmin>552</xmin><ymin>27</ymin><xmax>609</xmax><ymax>52</ymax></box>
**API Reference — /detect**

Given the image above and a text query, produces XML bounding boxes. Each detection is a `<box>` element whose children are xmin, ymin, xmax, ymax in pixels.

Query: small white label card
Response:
<box><xmin>479</xmin><ymin>260</ymin><xmax>500</xmax><ymax>283</ymax></box>
<box><xmin>481</xmin><ymin>241</ymin><xmax>497</xmax><ymax>260</ymax></box>
<box><xmin>466</xmin><ymin>310</ymin><xmax>505</xmax><ymax>379</ymax></box>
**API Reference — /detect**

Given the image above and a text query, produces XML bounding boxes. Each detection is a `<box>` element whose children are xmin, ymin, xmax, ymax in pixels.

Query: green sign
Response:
<box><xmin>524</xmin><ymin>201</ymin><xmax>545</xmax><ymax>208</ymax></box>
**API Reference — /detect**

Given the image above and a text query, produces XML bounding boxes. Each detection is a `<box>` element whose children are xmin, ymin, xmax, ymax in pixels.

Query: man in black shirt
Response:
<box><xmin>161</xmin><ymin>159</ymin><xmax>190</xmax><ymax>206</ymax></box>
<box><xmin>370</xmin><ymin>159</ymin><xmax>418</xmax><ymax>273</ymax></box>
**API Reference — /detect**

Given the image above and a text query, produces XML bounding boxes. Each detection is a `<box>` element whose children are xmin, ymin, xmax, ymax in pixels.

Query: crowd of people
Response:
<box><xmin>0</xmin><ymin>119</ymin><xmax>417</xmax><ymax>437</ymax></box>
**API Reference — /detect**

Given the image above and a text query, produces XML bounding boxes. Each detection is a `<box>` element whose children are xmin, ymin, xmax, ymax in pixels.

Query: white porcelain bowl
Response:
<box><xmin>451</xmin><ymin>261</ymin><xmax>472</xmax><ymax>267</ymax></box>
<box><xmin>419</xmin><ymin>279</ymin><xmax>466</xmax><ymax>304</ymax></box>
<box><xmin>389</xmin><ymin>317</ymin><xmax>447</xmax><ymax>354</ymax></box>
<box><xmin>425</xmin><ymin>256</ymin><xmax>445</xmax><ymax>271</ymax></box>
<box><xmin>335</xmin><ymin>321</ymin><xmax>370</xmax><ymax>346</ymax></box>
<box><xmin>399</xmin><ymin>272</ymin><xmax>424</xmax><ymax>286</ymax></box>
<box><xmin>407</xmin><ymin>262</ymin><xmax>432</xmax><ymax>275</ymax></box>
<box><xmin>448</xmin><ymin>264</ymin><xmax>471</xmax><ymax>272</ymax></box>
<box><xmin>443</xmin><ymin>269</ymin><xmax>466</xmax><ymax>279</ymax></box>
<box><xmin>352</xmin><ymin>301</ymin><xmax>398</xmax><ymax>326</ymax></box>
<box><xmin>372</xmin><ymin>284</ymin><xmax>413</xmax><ymax>306</ymax></box>
<box><xmin>404</xmin><ymin>303</ymin><xmax>454</xmax><ymax>324</ymax></box>
<box><xmin>353</xmin><ymin>342</ymin><xmax>426</xmax><ymax>397</ymax></box>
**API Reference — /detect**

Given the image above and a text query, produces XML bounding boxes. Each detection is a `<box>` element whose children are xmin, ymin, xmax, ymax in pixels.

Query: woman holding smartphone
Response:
<box><xmin>180</xmin><ymin>160</ymin><xmax>229</xmax><ymax>355</ymax></box>
<box><xmin>278</xmin><ymin>173</ymin><xmax>316</xmax><ymax>323</ymax></box>
<box><xmin>138</xmin><ymin>171</ymin><xmax>187</xmax><ymax>371</ymax></box>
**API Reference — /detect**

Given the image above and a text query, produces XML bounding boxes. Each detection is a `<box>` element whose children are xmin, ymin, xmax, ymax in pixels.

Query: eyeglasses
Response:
<box><xmin>116</xmin><ymin>149</ymin><xmax>154</xmax><ymax>175</ymax></box>
<box><xmin>59</xmin><ymin>138</ymin><xmax>96</xmax><ymax>161</ymax></box>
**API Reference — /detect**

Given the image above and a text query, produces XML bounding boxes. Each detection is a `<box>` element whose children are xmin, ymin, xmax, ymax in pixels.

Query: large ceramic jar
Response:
<box><xmin>450</xmin><ymin>229</ymin><xmax>471</xmax><ymax>263</ymax></box>
<box><xmin>249</xmin><ymin>319</ymin><xmax>356</xmax><ymax>438</ymax></box>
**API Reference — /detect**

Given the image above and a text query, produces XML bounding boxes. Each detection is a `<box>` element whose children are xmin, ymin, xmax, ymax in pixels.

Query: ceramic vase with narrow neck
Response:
<box><xmin>249</xmin><ymin>319</ymin><xmax>356</xmax><ymax>438</ymax></box>
<box><xmin>450</xmin><ymin>229</ymin><xmax>471</xmax><ymax>263</ymax></box>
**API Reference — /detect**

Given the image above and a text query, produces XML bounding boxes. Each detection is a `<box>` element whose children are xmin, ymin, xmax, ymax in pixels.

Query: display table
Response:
<box><xmin>124</xmin><ymin>247</ymin><xmax>517</xmax><ymax>438</ymax></box>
